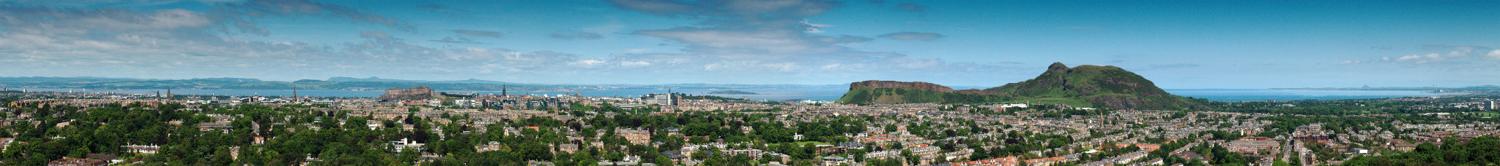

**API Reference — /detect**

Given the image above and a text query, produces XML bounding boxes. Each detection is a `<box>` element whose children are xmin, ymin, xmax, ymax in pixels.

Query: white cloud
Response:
<box><xmin>1383</xmin><ymin>46</ymin><xmax>1497</xmax><ymax>64</ymax></box>
<box><xmin>802</xmin><ymin>19</ymin><xmax>830</xmax><ymax>33</ymax></box>
<box><xmin>637</xmin><ymin>28</ymin><xmax>823</xmax><ymax>54</ymax></box>
<box><xmin>574</xmin><ymin>59</ymin><xmax>606</xmax><ymax>66</ymax></box>
<box><xmin>1489</xmin><ymin>49</ymin><xmax>1500</xmax><ymax>59</ymax></box>
<box><xmin>231</xmin><ymin>0</ymin><xmax>414</xmax><ymax>32</ymax></box>
<box><xmin>0</xmin><ymin>4</ymin><xmax>594</xmax><ymax>81</ymax></box>
<box><xmin>451</xmin><ymin>29</ymin><xmax>503</xmax><ymax>38</ymax></box>
<box><xmin>619</xmin><ymin>61</ymin><xmax>653</xmax><ymax>67</ymax></box>
<box><xmin>1448</xmin><ymin>46</ymin><xmax>1476</xmax><ymax>57</ymax></box>
<box><xmin>71</xmin><ymin>9</ymin><xmax>213</xmax><ymax>30</ymax></box>
<box><xmin>1394</xmin><ymin>53</ymin><xmax>1443</xmax><ymax>63</ymax></box>
<box><xmin>550</xmin><ymin>31</ymin><xmax>604</xmax><ymax>40</ymax></box>
<box><xmin>151</xmin><ymin>9</ymin><xmax>213</xmax><ymax>28</ymax></box>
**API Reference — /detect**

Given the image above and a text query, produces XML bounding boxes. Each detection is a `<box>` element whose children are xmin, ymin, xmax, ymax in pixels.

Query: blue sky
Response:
<box><xmin>0</xmin><ymin>0</ymin><xmax>1497</xmax><ymax>88</ymax></box>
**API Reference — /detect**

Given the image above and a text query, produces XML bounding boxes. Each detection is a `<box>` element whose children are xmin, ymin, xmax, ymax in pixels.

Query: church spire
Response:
<box><xmin>291</xmin><ymin>83</ymin><xmax>298</xmax><ymax>103</ymax></box>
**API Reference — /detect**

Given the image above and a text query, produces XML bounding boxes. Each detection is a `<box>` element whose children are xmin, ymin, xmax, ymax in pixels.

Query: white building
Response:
<box><xmin>645</xmin><ymin>93</ymin><xmax>674</xmax><ymax>106</ymax></box>
<box><xmin>391</xmin><ymin>138</ymin><xmax>425</xmax><ymax>153</ymax></box>
<box><xmin>123</xmin><ymin>145</ymin><xmax>160</xmax><ymax>154</ymax></box>
<box><xmin>1001</xmin><ymin>104</ymin><xmax>1028</xmax><ymax>109</ymax></box>
<box><xmin>453</xmin><ymin>99</ymin><xmax>478</xmax><ymax>108</ymax></box>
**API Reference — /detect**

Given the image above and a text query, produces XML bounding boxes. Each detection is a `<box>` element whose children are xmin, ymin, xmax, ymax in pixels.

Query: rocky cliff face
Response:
<box><xmin>848</xmin><ymin>80</ymin><xmax>954</xmax><ymax>92</ymax></box>
<box><xmin>837</xmin><ymin>80</ymin><xmax>976</xmax><ymax>105</ymax></box>
<box><xmin>380</xmin><ymin>86</ymin><xmax>437</xmax><ymax>101</ymax></box>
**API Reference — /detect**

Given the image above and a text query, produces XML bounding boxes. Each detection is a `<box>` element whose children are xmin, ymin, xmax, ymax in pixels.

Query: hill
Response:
<box><xmin>836</xmin><ymin>80</ymin><xmax>1005</xmax><ymax>105</ymax></box>
<box><xmin>837</xmin><ymin>62</ymin><xmax>1201</xmax><ymax>110</ymax></box>
<box><xmin>985</xmin><ymin>62</ymin><xmax>1199</xmax><ymax>109</ymax></box>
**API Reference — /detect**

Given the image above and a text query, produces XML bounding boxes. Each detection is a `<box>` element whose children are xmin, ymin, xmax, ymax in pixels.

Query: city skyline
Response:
<box><xmin>1</xmin><ymin>0</ymin><xmax>1498</xmax><ymax>88</ymax></box>
<box><xmin>3</xmin><ymin>1</ymin><xmax>1500</xmax><ymax>165</ymax></box>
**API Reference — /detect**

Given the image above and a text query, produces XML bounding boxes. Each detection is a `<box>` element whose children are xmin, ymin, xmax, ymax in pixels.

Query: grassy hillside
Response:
<box><xmin>838</xmin><ymin>62</ymin><xmax>1202</xmax><ymax>110</ymax></box>
<box><xmin>989</xmin><ymin>63</ymin><xmax>1199</xmax><ymax>109</ymax></box>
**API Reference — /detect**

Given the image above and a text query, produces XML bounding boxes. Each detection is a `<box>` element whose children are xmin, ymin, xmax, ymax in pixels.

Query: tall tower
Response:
<box><xmin>1482</xmin><ymin>100</ymin><xmax>1494</xmax><ymax>110</ymax></box>
<box><xmin>501</xmin><ymin>84</ymin><xmax>508</xmax><ymax>97</ymax></box>
<box><xmin>291</xmin><ymin>83</ymin><xmax>299</xmax><ymax>103</ymax></box>
<box><xmin>665</xmin><ymin>87</ymin><xmax>676</xmax><ymax>112</ymax></box>
<box><xmin>165</xmin><ymin>88</ymin><xmax>172</xmax><ymax>100</ymax></box>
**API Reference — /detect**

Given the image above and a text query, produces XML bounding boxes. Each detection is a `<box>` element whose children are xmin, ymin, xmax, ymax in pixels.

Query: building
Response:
<box><xmin>997</xmin><ymin>103</ymin><xmax>1028</xmax><ymax>111</ymax></box>
<box><xmin>476</xmin><ymin>142</ymin><xmax>503</xmax><ymax>152</ymax></box>
<box><xmin>1133</xmin><ymin>143</ymin><xmax>1162</xmax><ymax>152</ymax></box>
<box><xmin>0</xmin><ymin>137</ymin><xmax>11</xmax><ymax>152</ymax></box>
<box><xmin>1227</xmin><ymin>137</ymin><xmax>1280</xmax><ymax>156</ymax></box>
<box><xmin>391</xmin><ymin>138</ymin><xmax>426</xmax><ymax>153</ymax></box>
<box><xmin>196</xmin><ymin>114</ymin><xmax>235</xmax><ymax>132</ymax></box>
<box><xmin>953</xmin><ymin>156</ymin><xmax>1018</xmax><ymax>166</ymax></box>
<box><xmin>450</xmin><ymin>99</ymin><xmax>479</xmax><ymax>108</ymax></box>
<box><xmin>645</xmin><ymin>93</ymin><xmax>675</xmax><ymax>106</ymax></box>
<box><xmin>1482</xmin><ymin>100</ymin><xmax>1494</xmax><ymax>110</ymax></box>
<box><xmin>124</xmin><ymin>145</ymin><xmax>160</xmax><ymax>154</ymax></box>
<box><xmin>1025</xmin><ymin>157</ymin><xmax>1067</xmax><ymax>166</ymax></box>
<box><xmin>821</xmin><ymin>156</ymin><xmax>852</xmax><ymax>166</ymax></box>
<box><xmin>48</xmin><ymin>157</ymin><xmax>107</xmax><ymax>166</ymax></box>
<box><xmin>618</xmin><ymin>128</ymin><xmax>652</xmax><ymax>145</ymax></box>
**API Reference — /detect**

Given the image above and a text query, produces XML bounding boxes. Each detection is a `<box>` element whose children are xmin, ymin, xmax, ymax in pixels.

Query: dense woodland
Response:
<box><xmin>1342</xmin><ymin>136</ymin><xmax>1500</xmax><ymax>165</ymax></box>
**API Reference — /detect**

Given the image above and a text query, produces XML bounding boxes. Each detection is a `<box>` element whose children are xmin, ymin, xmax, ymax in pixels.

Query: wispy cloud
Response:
<box><xmin>451</xmin><ymin>29</ymin><xmax>503</xmax><ymax>39</ymax></box>
<box><xmin>430</xmin><ymin>37</ymin><xmax>483</xmax><ymax>44</ymax></box>
<box><xmin>0</xmin><ymin>0</ymin><xmax>1022</xmax><ymax>84</ymax></box>
<box><xmin>598</xmin><ymin>0</ymin><xmax>1019</xmax><ymax>84</ymax></box>
<box><xmin>878</xmin><ymin>32</ymin><xmax>945</xmax><ymax>41</ymax></box>
<box><xmin>1380</xmin><ymin>45</ymin><xmax>1491</xmax><ymax>64</ymax></box>
<box><xmin>0</xmin><ymin>2</ymin><xmax>565</xmax><ymax>81</ymax></box>
<box><xmin>550</xmin><ymin>31</ymin><xmax>604</xmax><ymax>40</ymax></box>
<box><xmin>223</xmin><ymin>0</ymin><xmax>416</xmax><ymax>34</ymax></box>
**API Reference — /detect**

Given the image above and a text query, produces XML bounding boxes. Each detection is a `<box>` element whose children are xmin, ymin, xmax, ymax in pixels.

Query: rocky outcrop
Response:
<box><xmin>379</xmin><ymin>86</ymin><xmax>437</xmax><ymax>101</ymax></box>
<box><xmin>848</xmin><ymin>80</ymin><xmax>954</xmax><ymax>92</ymax></box>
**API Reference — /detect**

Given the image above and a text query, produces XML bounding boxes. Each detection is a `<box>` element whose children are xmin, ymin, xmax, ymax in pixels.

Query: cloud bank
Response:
<box><xmin>0</xmin><ymin>0</ymin><xmax>1020</xmax><ymax>85</ymax></box>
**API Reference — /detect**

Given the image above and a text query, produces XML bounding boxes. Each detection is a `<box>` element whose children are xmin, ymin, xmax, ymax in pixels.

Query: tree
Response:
<box><xmin>1344</xmin><ymin>136</ymin><xmax>1500</xmax><ymax>166</ymax></box>
<box><xmin>901</xmin><ymin>149</ymin><xmax>917</xmax><ymax>165</ymax></box>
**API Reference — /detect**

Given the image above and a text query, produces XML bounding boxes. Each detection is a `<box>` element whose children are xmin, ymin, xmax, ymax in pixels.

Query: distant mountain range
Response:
<box><xmin>837</xmin><ymin>62</ymin><xmax>1204</xmax><ymax>110</ymax></box>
